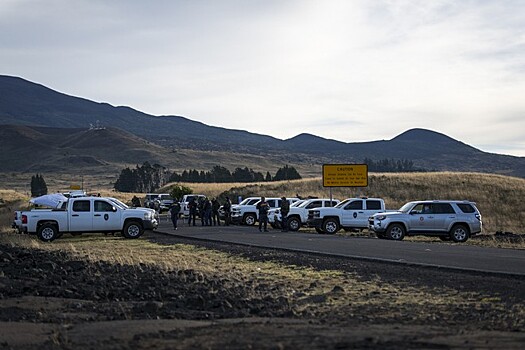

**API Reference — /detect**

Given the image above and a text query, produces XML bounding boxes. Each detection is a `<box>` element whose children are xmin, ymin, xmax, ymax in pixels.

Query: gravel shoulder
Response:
<box><xmin>0</xmin><ymin>230</ymin><xmax>524</xmax><ymax>349</ymax></box>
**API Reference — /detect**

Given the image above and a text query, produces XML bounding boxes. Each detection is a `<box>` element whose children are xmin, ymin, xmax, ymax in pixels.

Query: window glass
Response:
<box><xmin>457</xmin><ymin>203</ymin><xmax>475</xmax><ymax>213</ymax></box>
<box><xmin>412</xmin><ymin>203</ymin><xmax>432</xmax><ymax>214</ymax></box>
<box><xmin>268</xmin><ymin>200</ymin><xmax>277</xmax><ymax>207</ymax></box>
<box><xmin>95</xmin><ymin>200</ymin><xmax>114</xmax><ymax>212</ymax></box>
<box><xmin>345</xmin><ymin>201</ymin><xmax>363</xmax><ymax>210</ymax></box>
<box><xmin>72</xmin><ymin>200</ymin><xmax>90</xmax><ymax>212</ymax></box>
<box><xmin>306</xmin><ymin>201</ymin><xmax>322</xmax><ymax>209</ymax></box>
<box><xmin>366</xmin><ymin>200</ymin><xmax>382</xmax><ymax>210</ymax></box>
<box><xmin>433</xmin><ymin>203</ymin><xmax>456</xmax><ymax>214</ymax></box>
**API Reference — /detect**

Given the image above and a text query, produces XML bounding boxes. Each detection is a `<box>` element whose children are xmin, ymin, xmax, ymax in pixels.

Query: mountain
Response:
<box><xmin>0</xmin><ymin>75</ymin><xmax>524</xmax><ymax>177</ymax></box>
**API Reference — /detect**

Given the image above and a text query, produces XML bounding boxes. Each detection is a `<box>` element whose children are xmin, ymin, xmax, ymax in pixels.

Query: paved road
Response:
<box><xmin>154</xmin><ymin>219</ymin><xmax>525</xmax><ymax>276</ymax></box>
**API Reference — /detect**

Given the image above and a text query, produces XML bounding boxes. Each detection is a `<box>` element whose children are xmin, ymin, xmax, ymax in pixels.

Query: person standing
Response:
<box><xmin>280</xmin><ymin>197</ymin><xmax>290</xmax><ymax>232</ymax></box>
<box><xmin>256</xmin><ymin>196</ymin><xmax>270</xmax><ymax>232</ymax></box>
<box><xmin>212</xmin><ymin>198</ymin><xmax>221</xmax><ymax>226</ymax></box>
<box><xmin>188</xmin><ymin>197</ymin><xmax>197</xmax><ymax>226</ymax></box>
<box><xmin>169</xmin><ymin>199</ymin><xmax>181</xmax><ymax>230</ymax></box>
<box><xmin>223</xmin><ymin>197</ymin><xmax>232</xmax><ymax>226</ymax></box>
<box><xmin>203</xmin><ymin>198</ymin><xmax>212</xmax><ymax>226</ymax></box>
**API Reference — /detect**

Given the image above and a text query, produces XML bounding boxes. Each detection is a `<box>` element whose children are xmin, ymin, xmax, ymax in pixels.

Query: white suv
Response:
<box><xmin>368</xmin><ymin>200</ymin><xmax>482</xmax><ymax>242</ymax></box>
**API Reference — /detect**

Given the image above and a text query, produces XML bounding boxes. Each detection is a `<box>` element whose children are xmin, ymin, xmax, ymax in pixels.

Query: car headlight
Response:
<box><xmin>144</xmin><ymin>212</ymin><xmax>153</xmax><ymax>220</ymax></box>
<box><xmin>375</xmin><ymin>215</ymin><xmax>386</xmax><ymax>221</ymax></box>
<box><xmin>311</xmin><ymin>211</ymin><xmax>320</xmax><ymax>218</ymax></box>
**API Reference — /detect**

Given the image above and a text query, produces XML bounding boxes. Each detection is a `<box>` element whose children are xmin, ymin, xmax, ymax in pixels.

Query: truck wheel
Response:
<box><xmin>449</xmin><ymin>224</ymin><xmax>469</xmax><ymax>243</ymax></box>
<box><xmin>288</xmin><ymin>217</ymin><xmax>301</xmax><ymax>231</ymax></box>
<box><xmin>37</xmin><ymin>223</ymin><xmax>59</xmax><ymax>242</ymax></box>
<box><xmin>123</xmin><ymin>221</ymin><xmax>144</xmax><ymax>239</ymax></box>
<box><xmin>243</xmin><ymin>213</ymin><xmax>256</xmax><ymax>226</ymax></box>
<box><xmin>387</xmin><ymin>223</ymin><xmax>405</xmax><ymax>241</ymax></box>
<box><xmin>322</xmin><ymin>218</ymin><xmax>340</xmax><ymax>234</ymax></box>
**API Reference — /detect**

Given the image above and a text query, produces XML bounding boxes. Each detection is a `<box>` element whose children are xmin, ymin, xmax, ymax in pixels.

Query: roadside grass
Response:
<box><xmin>1</xmin><ymin>231</ymin><xmax>521</xmax><ymax>326</ymax></box>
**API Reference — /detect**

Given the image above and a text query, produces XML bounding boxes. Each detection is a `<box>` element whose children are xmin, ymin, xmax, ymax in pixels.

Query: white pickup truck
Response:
<box><xmin>268</xmin><ymin>198</ymin><xmax>340</xmax><ymax>231</ymax></box>
<box><xmin>307</xmin><ymin>197</ymin><xmax>386</xmax><ymax>234</ymax></box>
<box><xmin>179</xmin><ymin>194</ymin><xmax>206</xmax><ymax>217</ymax></box>
<box><xmin>14</xmin><ymin>196</ymin><xmax>158</xmax><ymax>242</ymax></box>
<box><xmin>231</xmin><ymin>197</ymin><xmax>300</xmax><ymax>225</ymax></box>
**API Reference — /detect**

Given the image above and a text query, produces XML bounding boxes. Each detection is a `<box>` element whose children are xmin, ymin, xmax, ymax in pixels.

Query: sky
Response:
<box><xmin>1</xmin><ymin>0</ymin><xmax>524</xmax><ymax>156</ymax></box>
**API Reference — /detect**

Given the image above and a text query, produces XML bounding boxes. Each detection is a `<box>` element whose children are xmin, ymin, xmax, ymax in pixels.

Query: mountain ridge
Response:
<box><xmin>0</xmin><ymin>75</ymin><xmax>523</xmax><ymax>177</ymax></box>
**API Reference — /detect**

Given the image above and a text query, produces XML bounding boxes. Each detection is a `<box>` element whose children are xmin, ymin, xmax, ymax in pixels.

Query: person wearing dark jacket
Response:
<box><xmin>169</xmin><ymin>199</ymin><xmax>181</xmax><ymax>230</ymax></box>
<box><xmin>188</xmin><ymin>198</ymin><xmax>197</xmax><ymax>226</ymax></box>
<box><xmin>212</xmin><ymin>198</ymin><xmax>221</xmax><ymax>226</ymax></box>
<box><xmin>256</xmin><ymin>196</ymin><xmax>270</xmax><ymax>232</ymax></box>
<box><xmin>280</xmin><ymin>197</ymin><xmax>290</xmax><ymax>232</ymax></box>
<box><xmin>223</xmin><ymin>197</ymin><xmax>232</xmax><ymax>226</ymax></box>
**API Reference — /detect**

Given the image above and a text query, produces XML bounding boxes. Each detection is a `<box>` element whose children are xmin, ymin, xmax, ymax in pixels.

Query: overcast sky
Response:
<box><xmin>1</xmin><ymin>0</ymin><xmax>524</xmax><ymax>156</ymax></box>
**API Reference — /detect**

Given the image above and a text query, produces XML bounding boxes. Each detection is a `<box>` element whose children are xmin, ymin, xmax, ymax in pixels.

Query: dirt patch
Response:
<box><xmin>0</xmin><ymin>232</ymin><xmax>524</xmax><ymax>349</ymax></box>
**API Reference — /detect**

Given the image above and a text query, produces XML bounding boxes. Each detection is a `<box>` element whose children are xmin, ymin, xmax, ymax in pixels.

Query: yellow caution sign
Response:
<box><xmin>69</xmin><ymin>185</ymin><xmax>81</xmax><ymax>190</ymax></box>
<box><xmin>323</xmin><ymin>164</ymin><xmax>368</xmax><ymax>187</ymax></box>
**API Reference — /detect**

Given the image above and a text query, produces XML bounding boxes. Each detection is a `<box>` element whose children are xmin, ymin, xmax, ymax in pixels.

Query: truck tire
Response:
<box><xmin>322</xmin><ymin>218</ymin><xmax>340</xmax><ymax>234</ymax></box>
<box><xmin>449</xmin><ymin>224</ymin><xmax>469</xmax><ymax>243</ymax></box>
<box><xmin>387</xmin><ymin>223</ymin><xmax>405</xmax><ymax>241</ymax></box>
<box><xmin>243</xmin><ymin>213</ymin><xmax>256</xmax><ymax>226</ymax></box>
<box><xmin>122</xmin><ymin>221</ymin><xmax>144</xmax><ymax>239</ymax></box>
<box><xmin>37</xmin><ymin>223</ymin><xmax>59</xmax><ymax>242</ymax></box>
<box><xmin>288</xmin><ymin>217</ymin><xmax>301</xmax><ymax>231</ymax></box>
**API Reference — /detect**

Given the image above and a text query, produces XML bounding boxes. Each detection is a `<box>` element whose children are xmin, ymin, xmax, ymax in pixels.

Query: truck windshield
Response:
<box><xmin>108</xmin><ymin>198</ymin><xmax>129</xmax><ymax>209</ymax></box>
<box><xmin>399</xmin><ymin>202</ymin><xmax>416</xmax><ymax>213</ymax></box>
<box><xmin>239</xmin><ymin>198</ymin><xmax>259</xmax><ymax>205</ymax></box>
<box><xmin>334</xmin><ymin>199</ymin><xmax>351</xmax><ymax>208</ymax></box>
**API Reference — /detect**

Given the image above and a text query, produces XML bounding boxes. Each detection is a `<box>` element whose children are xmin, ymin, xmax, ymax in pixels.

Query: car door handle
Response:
<box><xmin>358</xmin><ymin>212</ymin><xmax>364</xmax><ymax>213</ymax></box>
<box><xmin>72</xmin><ymin>214</ymin><xmax>79</xmax><ymax>217</ymax></box>
<box><xmin>94</xmin><ymin>214</ymin><xmax>101</xmax><ymax>217</ymax></box>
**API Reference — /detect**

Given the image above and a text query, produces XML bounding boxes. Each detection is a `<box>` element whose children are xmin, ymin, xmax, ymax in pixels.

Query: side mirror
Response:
<box><xmin>112</xmin><ymin>206</ymin><xmax>117</xmax><ymax>212</ymax></box>
<box><xmin>410</xmin><ymin>210</ymin><xmax>417</xmax><ymax>215</ymax></box>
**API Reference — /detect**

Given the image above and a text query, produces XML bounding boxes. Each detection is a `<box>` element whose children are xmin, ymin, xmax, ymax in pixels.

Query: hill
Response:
<box><xmin>0</xmin><ymin>75</ymin><xmax>524</xmax><ymax>177</ymax></box>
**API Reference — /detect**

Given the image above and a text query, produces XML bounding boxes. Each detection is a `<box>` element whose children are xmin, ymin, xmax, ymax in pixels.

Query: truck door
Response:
<box><xmin>342</xmin><ymin>200</ymin><xmax>365</xmax><ymax>227</ymax></box>
<box><xmin>70</xmin><ymin>199</ymin><xmax>93</xmax><ymax>232</ymax></box>
<box><xmin>93</xmin><ymin>200</ymin><xmax>122</xmax><ymax>232</ymax></box>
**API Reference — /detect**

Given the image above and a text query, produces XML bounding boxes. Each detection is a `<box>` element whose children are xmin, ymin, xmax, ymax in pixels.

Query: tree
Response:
<box><xmin>114</xmin><ymin>162</ymin><xmax>168</xmax><ymax>192</ymax></box>
<box><xmin>30</xmin><ymin>174</ymin><xmax>48</xmax><ymax>197</ymax></box>
<box><xmin>169</xmin><ymin>184</ymin><xmax>193</xmax><ymax>201</ymax></box>
<box><xmin>273</xmin><ymin>165</ymin><xmax>302</xmax><ymax>181</ymax></box>
<box><xmin>265</xmin><ymin>171</ymin><xmax>272</xmax><ymax>182</ymax></box>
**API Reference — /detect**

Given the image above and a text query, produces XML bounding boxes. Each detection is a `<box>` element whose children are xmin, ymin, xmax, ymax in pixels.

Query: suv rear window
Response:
<box><xmin>457</xmin><ymin>203</ymin><xmax>475</xmax><ymax>213</ymax></box>
<box><xmin>433</xmin><ymin>203</ymin><xmax>456</xmax><ymax>214</ymax></box>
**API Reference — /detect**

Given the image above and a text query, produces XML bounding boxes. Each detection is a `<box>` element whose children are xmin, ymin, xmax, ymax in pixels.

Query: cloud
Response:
<box><xmin>1</xmin><ymin>0</ymin><xmax>524</xmax><ymax>156</ymax></box>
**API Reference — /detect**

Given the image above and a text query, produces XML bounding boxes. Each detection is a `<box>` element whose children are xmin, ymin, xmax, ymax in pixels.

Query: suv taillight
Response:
<box><xmin>475</xmin><ymin>214</ymin><xmax>481</xmax><ymax>221</ymax></box>
<box><xmin>22</xmin><ymin>215</ymin><xmax>28</xmax><ymax>224</ymax></box>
